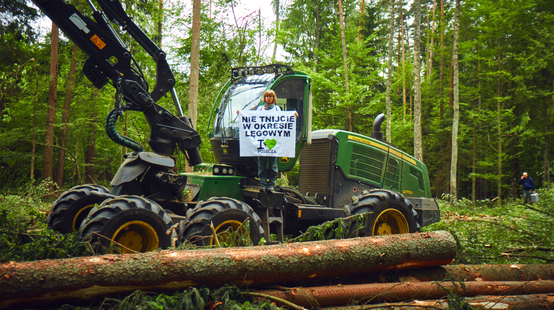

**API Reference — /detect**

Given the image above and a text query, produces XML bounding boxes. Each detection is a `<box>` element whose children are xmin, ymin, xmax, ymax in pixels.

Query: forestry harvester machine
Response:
<box><xmin>35</xmin><ymin>0</ymin><xmax>440</xmax><ymax>253</ymax></box>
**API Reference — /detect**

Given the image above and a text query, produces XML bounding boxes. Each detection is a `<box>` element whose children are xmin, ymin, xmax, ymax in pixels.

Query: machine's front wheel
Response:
<box><xmin>180</xmin><ymin>197</ymin><xmax>264</xmax><ymax>246</ymax></box>
<box><xmin>80</xmin><ymin>196</ymin><xmax>173</xmax><ymax>253</ymax></box>
<box><xmin>48</xmin><ymin>184</ymin><xmax>109</xmax><ymax>234</ymax></box>
<box><xmin>350</xmin><ymin>189</ymin><xmax>419</xmax><ymax>236</ymax></box>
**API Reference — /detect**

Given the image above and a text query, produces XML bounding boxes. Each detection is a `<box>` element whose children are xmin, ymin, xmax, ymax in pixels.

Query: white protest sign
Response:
<box><xmin>238</xmin><ymin>110</ymin><xmax>296</xmax><ymax>157</ymax></box>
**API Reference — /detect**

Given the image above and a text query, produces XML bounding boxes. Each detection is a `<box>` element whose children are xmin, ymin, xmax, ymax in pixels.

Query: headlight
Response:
<box><xmin>222</xmin><ymin>168</ymin><xmax>228</xmax><ymax>174</ymax></box>
<box><xmin>228</xmin><ymin>169</ymin><xmax>234</xmax><ymax>175</ymax></box>
<box><xmin>214</xmin><ymin>167</ymin><xmax>220</xmax><ymax>174</ymax></box>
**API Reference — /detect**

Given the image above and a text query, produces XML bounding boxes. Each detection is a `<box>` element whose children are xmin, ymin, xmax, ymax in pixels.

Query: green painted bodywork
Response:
<box><xmin>314</xmin><ymin>129</ymin><xmax>433</xmax><ymax>199</ymax></box>
<box><xmin>184</xmin><ymin>173</ymin><xmax>245</xmax><ymax>201</ymax></box>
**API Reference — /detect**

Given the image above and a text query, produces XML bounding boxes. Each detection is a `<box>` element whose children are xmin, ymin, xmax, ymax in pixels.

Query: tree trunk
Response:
<box><xmin>188</xmin><ymin>0</ymin><xmax>201</xmax><ymax>129</ymax></box>
<box><xmin>401</xmin><ymin>10</ymin><xmax>406</xmax><ymax>123</ymax></box>
<box><xmin>157</xmin><ymin>0</ymin><xmax>163</xmax><ymax>46</ymax></box>
<box><xmin>449</xmin><ymin>0</ymin><xmax>460</xmax><ymax>201</ymax></box>
<box><xmin>0</xmin><ymin>231</ymin><xmax>456</xmax><ymax>309</ymax></box>
<box><xmin>338</xmin><ymin>0</ymin><xmax>351</xmax><ymax>131</ymax></box>
<box><xmin>85</xmin><ymin>89</ymin><xmax>98</xmax><ymax>184</ymax></box>
<box><xmin>439</xmin><ymin>0</ymin><xmax>444</xmax><ymax>119</ymax></box>
<box><xmin>257</xmin><ymin>281</ymin><xmax>554</xmax><ymax>308</ymax></box>
<box><xmin>472</xmin><ymin>98</ymin><xmax>476</xmax><ymax>203</ymax></box>
<box><xmin>326</xmin><ymin>295</ymin><xmax>554</xmax><ymax>310</ymax></box>
<box><xmin>544</xmin><ymin>90</ymin><xmax>551</xmax><ymax>184</ymax></box>
<box><xmin>374</xmin><ymin>263</ymin><xmax>554</xmax><ymax>283</ymax></box>
<box><xmin>428</xmin><ymin>0</ymin><xmax>436</xmax><ymax>77</ymax></box>
<box><xmin>385</xmin><ymin>0</ymin><xmax>396</xmax><ymax>143</ymax></box>
<box><xmin>44</xmin><ymin>21</ymin><xmax>59</xmax><ymax>192</ymax></box>
<box><xmin>55</xmin><ymin>44</ymin><xmax>79</xmax><ymax>188</ymax></box>
<box><xmin>497</xmin><ymin>41</ymin><xmax>503</xmax><ymax>202</ymax></box>
<box><xmin>30</xmin><ymin>64</ymin><xmax>39</xmax><ymax>181</ymax></box>
<box><xmin>413</xmin><ymin>0</ymin><xmax>423</xmax><ymax>162</ymax></box>
<box><xmin>272</xmin><ymin>0</ymin><xmax>280</xmax><ymax>61</ymax></box>
<box><xmin>357</xmin><ymin>0</ymin><xmax>365</xmax><ymax>42</ymax></box>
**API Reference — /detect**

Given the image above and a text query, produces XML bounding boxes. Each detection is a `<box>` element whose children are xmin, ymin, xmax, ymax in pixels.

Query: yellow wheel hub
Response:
<box><xmin>211</xmin><ymin>220</ymin><xmax>247</xmax><ymax>246</ymax></box>
<box><xmin>112</xmin><ymin>221</ymin><xmax>159</xmax><ymax>253</ymax></box>
<box><xmin>372</xmin><ymin>208</ymin><xmax>409</xmax><ymax>235</ymax></box>
<box><xmin>72</xmin><ymin>204</ymin><xmax>95</xmax><ymax>232</ymax></box>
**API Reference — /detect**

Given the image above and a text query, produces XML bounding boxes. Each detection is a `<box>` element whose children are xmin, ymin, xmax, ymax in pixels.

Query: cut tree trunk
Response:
<box><xmin>326</xmin><ymin>294</ymin><xmax>554</xmax><ymax>310</ymax></box>
<box><xmin>304</xmin><ymin>264</ymin><xmax>554</xmax><ymax>287</ymax></box>
<box><xmin>0</xmin><ymin>231</ymin><xmax>455</xmax><ymax>309</ymax></box>
<box><xmin>258</xmin><ymin>280</ymin><xmax>554</xmax><ymax>308</ymax></box>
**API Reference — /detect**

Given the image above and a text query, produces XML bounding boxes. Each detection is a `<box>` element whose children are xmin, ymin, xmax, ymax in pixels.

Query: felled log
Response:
<box><xmin>300</xmin><ymin>263</ymin><xmax>554</xmax><ymax>287</ymax></box>
<box><xmin>257</xmin><ymin>280</ymin><xmax>554</xmax><ymax>307</ymax></box>
<box><xmin>391</xmin><ymin>263</ymin><xmax>554</xmax><ymax>282</ymax></box>
<box><xmin>324</xmin><ymin>294</ymin><xmax>554</xmax><ymax>310</ymax></box>
<box><xmin>0</xmin><ymin>231</ymin><xmax>455</xmax><ymax>309</ymax></box>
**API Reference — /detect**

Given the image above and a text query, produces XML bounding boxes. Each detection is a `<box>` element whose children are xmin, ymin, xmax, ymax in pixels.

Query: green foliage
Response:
<box><xmin>423</xmin><ymin>185</ymin><xmax>554</xmax><ymax>265</ymax></box>
<box><xmin>291</xmin><ymin>213</ymin><xmax>368</xmax><ymax>242</ymax></box>
<box><xmin>35</xmin><ymin>285</ymin><xmax>280</xmax><ymax>310</ymax></box>
<box><xmin>0</xmin><ymin>180</ymin><xmax>95</xmax><ymax>262</ymax></box>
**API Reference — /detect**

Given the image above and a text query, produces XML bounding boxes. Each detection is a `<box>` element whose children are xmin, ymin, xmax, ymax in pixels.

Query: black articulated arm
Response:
<box><xmin>32</xmin><ymin>0</ymin><xmax>202</xmax><ymax>164</ymax></box>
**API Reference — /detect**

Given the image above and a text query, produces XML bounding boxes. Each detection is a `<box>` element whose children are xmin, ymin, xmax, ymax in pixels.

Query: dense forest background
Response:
<box><xmin>1</xmin><ymin>0</ymin><xmax>553</xmax><ymax>201</ymax></box>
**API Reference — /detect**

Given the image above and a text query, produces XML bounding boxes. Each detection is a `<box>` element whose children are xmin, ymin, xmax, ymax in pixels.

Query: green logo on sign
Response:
<box><xmin>264</xmin><ymin>139</ymin><xmax>277</xmax><ymax>149</ymax></box>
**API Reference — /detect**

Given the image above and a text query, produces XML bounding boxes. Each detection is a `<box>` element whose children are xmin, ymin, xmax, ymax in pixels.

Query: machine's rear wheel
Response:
<box><xmin>350</xmin><ymin>189</ymin><xmax>419</xmax><ymax>236</ymax></box>
<box><xmin>180</xmin><ymin>197</ymin><xmax>264</xmax><ymax>246</ymax></box>
<box><xmin>80</xmin><ymin>196</ymin><xmax>173</xmax><ymax>253</ymax></box>
<box><xmin>48</xmin><ymin>184</ymin><xmax>109</xmax><ymax>234</ymax></box>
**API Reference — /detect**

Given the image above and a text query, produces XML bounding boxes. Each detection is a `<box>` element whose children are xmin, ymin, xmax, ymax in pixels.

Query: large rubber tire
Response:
<box><xmin>80</xmin><ymin>196</ymin><xmax>173</xmax><ymax>253</ymax></box>
<box><xmin>350</xmin><ymin>189</ymin><xmax>420</xmax><ymax>236</ymax></box>
<box><xmin>48</xmin><ymin>184</ymin><xmax>109</xmax><ymax>234</ymax></box>
<box><xmin>180</xmin><ymin>197</ymin><xmax>264</xmax><ymax>246</ymax></box>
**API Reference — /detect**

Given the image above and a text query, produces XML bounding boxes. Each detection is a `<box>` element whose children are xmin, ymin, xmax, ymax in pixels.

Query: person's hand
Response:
<box><xmin>521</xmin><ymin>176</ymin><xmax>525</xmax><ymax>180</ymax></box>
<box><xmin>236</xmin><ymin>110</ymin><xmax>239</xmax><ymax>114</ymax></box>
<box><xmin>294</xmin><ymin>111</ymin><xmax>299</xmax><ymax>118</ymax></box>
<box><xmin>533</xmin><ymin>191</ymin><xmax>536</xmax><ymax>194</ymax></box>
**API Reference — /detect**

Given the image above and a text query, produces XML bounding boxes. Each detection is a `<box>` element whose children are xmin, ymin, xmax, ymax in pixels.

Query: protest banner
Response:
<box><xmin>238</xmin><ymin>110</ymin><xmax>296</xmax><ymax>157</ymax></box>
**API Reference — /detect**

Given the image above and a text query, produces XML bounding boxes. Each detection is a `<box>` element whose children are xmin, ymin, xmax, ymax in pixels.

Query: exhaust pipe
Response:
<box><xmin>371</xmin><ymin>113</ymin><xmax>385</xmax><ymax>141</ymax></box>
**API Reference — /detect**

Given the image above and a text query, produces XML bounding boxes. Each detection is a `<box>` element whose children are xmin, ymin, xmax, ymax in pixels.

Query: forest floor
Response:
<box><xmin>1</xmin><ymin>181</ymin><xmax>554</xmax><ymax>309</ymax></box>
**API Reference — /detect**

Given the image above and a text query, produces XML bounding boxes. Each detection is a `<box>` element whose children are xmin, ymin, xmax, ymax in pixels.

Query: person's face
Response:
<box><xmin>523</xmin><ymin>173</ymin><xmax>528</xmax><ymax>178</ymax></box>
<box><xmin>265</xmin><ymin>94</ymin><xmax>275</xmax><ymax>104</ymax></box>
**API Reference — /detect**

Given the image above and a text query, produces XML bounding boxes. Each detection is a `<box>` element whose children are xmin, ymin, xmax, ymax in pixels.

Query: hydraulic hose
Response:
<box><xmin>105</xmin><ymin>108</ymin><xmax>144</xmax><ymax>152</ymax></box>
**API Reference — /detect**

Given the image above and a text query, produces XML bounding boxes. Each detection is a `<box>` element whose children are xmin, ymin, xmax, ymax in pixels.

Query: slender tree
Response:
<box><xmin>385</xmin><ymin>0</ymin><xmax>396</xmax><ymax>143</ymax></box>
<box><xmin>413</xmin><ymin>0</ymin><xmax>423</xmax><ymax>162</ymax></box>
<box><xmin>272</xmin><ymin>0</ymin><xmax>280</xmax><ymax>61</ymax></box>
<box><xmin>55</xmin><ymin>44</ymin><xmax>79</xmax><ymax>188</ymax></box>
<box><xmin>85</xmin><ymin>89</ymin><xmax>98</xmax><ymax>184</ymax></box>
<box><xmin>450</xmin><ymin>0</ymin><xmax>460</xmax><ymax>201</ymax></box>
<box><xmin>188</xmin><ymin>0</ymin><xmax>201</xmax><ymax>128</ymax></box>
<box><xmin>338</xmin><ymin>0</ymin><xmax>351</xmax><ymax>131</ymax></box>
<box><xmin>30</xmin><ymin>62</ymin><xmax>39</xmax><ymax>182</ymax></box>
<box><xmin>44</xmin><ymin>22</ymin><xmax>59</xmax><ymax>192</ymax></box>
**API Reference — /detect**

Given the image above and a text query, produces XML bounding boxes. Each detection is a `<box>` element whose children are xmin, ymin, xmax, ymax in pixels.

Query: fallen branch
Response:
<box><xmin>0</xmin><ymin>231</ymin><xmax>456</xmax><ymax>309</ymax></box>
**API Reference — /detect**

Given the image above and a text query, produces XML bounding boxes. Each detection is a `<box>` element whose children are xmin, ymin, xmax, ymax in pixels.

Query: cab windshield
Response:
<box><xmin>213</xmin><ymin>74</ymin><xmax>274</xmax><ymax>138</ymax></box>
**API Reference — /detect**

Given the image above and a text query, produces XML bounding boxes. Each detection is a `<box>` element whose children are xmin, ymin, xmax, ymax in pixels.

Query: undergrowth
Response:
<box><xmin>0</xmin><ymin>180</ymin><xmax>96</xmax><ymax>261</ymax></box>
<box><xmin>3</xmin><ymin>182</ymin><xmax>554</xmax><ymax>308</ymax></box>
<box><xmin>422</xmin><ymin>186</ymin><xmax>554</xmax><ymax>264</ymax></box>
<box><xmin>34</xmin><ymin>285</ymin><xmax>279</xmax><ymax>310</ymax></box>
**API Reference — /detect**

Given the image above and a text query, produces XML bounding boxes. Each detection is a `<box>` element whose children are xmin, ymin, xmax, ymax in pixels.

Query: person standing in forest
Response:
<box><xmin>256</xmin><ymin>90</ymin><xmax>282</xmax><ymax>192</ymax></box>
<box><xmin>518</xmin><ymin>172</ymin><xmax>535</xmax><ymax>205</ymax></box>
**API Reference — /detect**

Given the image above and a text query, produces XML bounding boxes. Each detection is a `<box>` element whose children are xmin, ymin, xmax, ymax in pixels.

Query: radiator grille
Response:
<box><xmin>348</xmin><ymin>144</ymin><xmax>385</xmax><ymax>184</ymax></box>
<box><xmin>384</xmin><ymin>157</ymin><xmax>400</xmax><ymax>190</ymax></box>
<box><xmin>299</xmin><ymin>140</ymin><xmax>331</xmax><ymax>196</ymax></box>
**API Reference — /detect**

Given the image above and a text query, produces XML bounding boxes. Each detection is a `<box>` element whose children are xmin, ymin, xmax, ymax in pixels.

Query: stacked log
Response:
<box><xmin>0</xmin><ymin>231</ymin><xmax>456</xmax><ymax>309</ymax></box>
<box><xmin>2</xmin><ymin>230</ymin><xmax>553</xmax><ymax>309</ymax></box>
